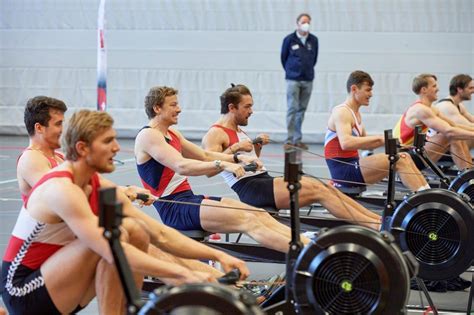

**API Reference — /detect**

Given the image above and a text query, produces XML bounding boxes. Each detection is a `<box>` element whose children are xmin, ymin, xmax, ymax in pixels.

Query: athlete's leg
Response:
<box><xmin>358</xmin><ymin>153</ymin><xmax>427</xmax><ymax>191</ymax></box>
<box><xmin>424</xmin><ymin>133</ymin><xmax>450</xmax><ymax>164</ymax></box>
<box><xmin>199</xmin><ymin>198</ymin><xmax>309</xmax><ymax>252</ymax></box>
<box><xmin>148</xmin><ymin>245</ymin><xmax>223</xmax><ymax>278</ymax></box>
<box><xmin>449</xmin><ymin>140</ymin><xmax>473</xmax><ymax>169</ymax></box>
<box><xmin>273</xmin><ymin>176</ymin><xmax>380</xmax><ymax>230</ymax></box>
<box><xmin>41</xmin><ymin>239</ymin><xmax>117</xmax><ymax>314</ymax></box>
<box><xmin>42</xmin><ymin>217</ymin><xmax>150</xmax><ymax>314</ymax></box>
<box><xmin>466</xmin><ymin>139</ymin><xmax>474</xmax><ymax>150</ymax></box>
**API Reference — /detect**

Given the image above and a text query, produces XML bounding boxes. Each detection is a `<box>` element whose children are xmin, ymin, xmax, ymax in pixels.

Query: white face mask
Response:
<box><xmin>299</xmin><ymin>23</ymin><xmax>310</xmax><ymax>33</ymax></box>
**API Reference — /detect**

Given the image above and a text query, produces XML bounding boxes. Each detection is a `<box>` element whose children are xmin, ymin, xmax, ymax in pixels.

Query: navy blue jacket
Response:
<box><xmin>281</xmin><ymin>31</ymin><xmax>319</xmax><ymax>81</ymax></box>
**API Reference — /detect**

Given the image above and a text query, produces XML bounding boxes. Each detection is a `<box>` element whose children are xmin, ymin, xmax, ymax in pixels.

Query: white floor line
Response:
<box><xmin>0</xmin><ymin>178</ymin><xmax>18</xmax><ymax>185</ymax></box>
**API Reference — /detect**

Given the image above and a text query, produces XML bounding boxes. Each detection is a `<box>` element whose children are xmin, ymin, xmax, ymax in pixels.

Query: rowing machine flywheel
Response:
<box><xmin>389</xmin><ymin>188</ymin><xmax>474</xmax><ymax>281</ymax></box>
<box><xmin>292</xmin><ymin>225</ymin><xmax>417</xmax><ymax>315</ymax></box>
<box><xmin>449</xmin><ymin>168</ymin><xmax>474</xmax><ymax>205</ymax></box>
<box><xmin>138</xmin><ymin>283</ymin><xmax>263</xmax><ymax>315</ymax></box>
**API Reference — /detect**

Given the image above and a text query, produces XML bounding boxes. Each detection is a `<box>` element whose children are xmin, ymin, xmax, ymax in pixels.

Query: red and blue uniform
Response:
<box><xmin>324</xmin><ymin>104</ymin><xmax>365</xmax><ymax>187</ymax></box>
<box><xmin>136</xmin><ymin>127</ymin><xmax>220</xmax><ymax>230</ymax></box>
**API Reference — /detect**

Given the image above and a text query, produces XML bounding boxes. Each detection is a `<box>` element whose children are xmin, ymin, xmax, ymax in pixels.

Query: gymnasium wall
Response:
<box><xmin>1</xmin><ymin>0</ymin><xmax>473</xmax><ymax>142</ymax></box>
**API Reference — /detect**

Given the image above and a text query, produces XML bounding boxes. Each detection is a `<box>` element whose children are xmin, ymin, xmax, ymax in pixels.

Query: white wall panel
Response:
<box><xmin>1</xmin><ymin>0</ymin><xmax>473</xmax><ymax>141</ymax></box>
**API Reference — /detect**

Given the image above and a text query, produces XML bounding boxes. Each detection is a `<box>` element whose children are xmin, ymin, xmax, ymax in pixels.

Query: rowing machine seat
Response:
<box><xmin>336</xmin><ymin>185</ymin><xmax>367</xmax><ymax>196</ymax></box>
<box><xmin>178</xmin><ymin>230</ymin><xmax>212</xmax><ymax>241</ymax></box>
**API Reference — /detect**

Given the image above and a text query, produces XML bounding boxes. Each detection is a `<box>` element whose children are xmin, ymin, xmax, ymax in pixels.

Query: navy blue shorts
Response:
<box><xmin>326</xmin><ymin>157</ymin><xmax>366</xmax><ymax>187</ymax></box>
<box><xmin>154</xmin><ymin>190</ymin><xmax>221</xmax><ymax>230</ymax></box>
<box><xmin>1</xmin><ymin>261</ymin><xmax>85</xmax><ymax>315</ymax></box>
<box><xmin>231</xmin><ymin>172</ymin><xmax>277</xmax><ymax>208</ymax></box>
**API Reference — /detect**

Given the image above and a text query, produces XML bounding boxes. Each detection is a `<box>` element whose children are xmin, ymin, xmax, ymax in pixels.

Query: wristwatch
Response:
<box><xmin>233</xmin><ymin>152</ymin><xmax>241</xmax><ymax>163</ymax></box>
<box><xmin>214</xmin><ymin>160</ymin><xmax>222</xmax><ymax>170</ymax></box>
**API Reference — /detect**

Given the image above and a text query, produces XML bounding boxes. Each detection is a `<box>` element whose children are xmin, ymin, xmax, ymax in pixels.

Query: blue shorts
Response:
<box><xmin>1</xmin><ymin>261</ymin><xmax>86</xmax><ymax>315</ymax></box>
<box><xmin>154</xmin><ymin>190</ymin><xmax>221</xmax><ymax>230</ymax></box>
<box><xmin>231</xmin><ymin>172</ymin><xmax>277</xmax><ymax>208</ymax></box>
<box><xmin>326</xmin><ymin>157</ymin><xmax>365</xmax><ymax>187</ymax></box>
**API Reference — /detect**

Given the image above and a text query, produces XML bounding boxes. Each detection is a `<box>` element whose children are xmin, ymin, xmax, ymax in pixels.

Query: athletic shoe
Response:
<box><xmin>410</xmin><ymin>278</ymin><xmax>447</xmax><ymax>293</ymax></box>
<box><xmin>446</xmin><ymin>276</ymin><xmax>472</xmax><ymax>291</ymax></box>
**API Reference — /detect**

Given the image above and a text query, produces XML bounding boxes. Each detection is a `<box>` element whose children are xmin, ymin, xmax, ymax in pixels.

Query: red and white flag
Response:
<box><xmin>97</xmin><ymin>0</ymin><xmax>107</xmax><ymax>111</ymax></box>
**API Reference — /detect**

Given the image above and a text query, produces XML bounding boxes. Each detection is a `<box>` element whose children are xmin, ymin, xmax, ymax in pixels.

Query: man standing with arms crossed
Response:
<box><xmin>281</xmin><ymin>13</ymin><xmax>319</xmax><ymax>150</ymax></box>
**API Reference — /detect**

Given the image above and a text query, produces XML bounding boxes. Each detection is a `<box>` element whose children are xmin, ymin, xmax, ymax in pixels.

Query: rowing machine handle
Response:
<box><xmin>252</xmin><ymin>137</ymin><xmax>263</xmax><ymax>145</ymax></box>
<box><xmin>217</xmin><ymin>269</ymin><xmax>241</xmax><ymax>285</ymax></box>
<box><xmin>136</xmin><ymin>193</ymin><xmax>150</xmax><ymax>203</ymax></box>
<box><xmin>243</xmin><ymin>162</ymin><xmax>258</xmax><ymax>172</ymax></box>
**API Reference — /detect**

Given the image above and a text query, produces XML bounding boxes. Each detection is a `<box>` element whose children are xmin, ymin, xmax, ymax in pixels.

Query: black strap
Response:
<box><xmin>438</xmin><ymin>98</ymin><xmax>454</xmax><ymax>104</ymax></box>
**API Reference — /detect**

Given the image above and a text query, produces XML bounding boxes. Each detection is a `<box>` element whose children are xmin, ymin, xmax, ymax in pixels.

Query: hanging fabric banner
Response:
<box><xmin>97</xmin><ymin>0</ymin><xmax>107</xmax><ymax>111</ymax></box>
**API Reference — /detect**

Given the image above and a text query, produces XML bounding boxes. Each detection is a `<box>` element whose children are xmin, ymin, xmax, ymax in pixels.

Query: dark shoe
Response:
<box><xmin>296</xmin><ymin>142</ymin><xmax>309</xmax><ymax>150</ymax></box>
<box><xmin>447</xmin><ymin>276</ymin><xmax>472</xmax><ymax>291</ymax></box>
<box><xmin>426</xmin><ymin>280</ymin><xmax>447</xmax><ymax>292</ymax></box>
<box><xmin>456</xmin><ymin>276</ymin><xmax>472</xmax><ymax>290</ymax></box>
<box><xmin>410</xmin><ymin>278</ymin><xmax>447</xmax><ymax>293</ymax></box>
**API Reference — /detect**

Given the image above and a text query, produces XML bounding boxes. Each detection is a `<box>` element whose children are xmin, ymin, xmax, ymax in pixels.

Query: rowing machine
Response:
<box><xmin>262</xmin><ymin>149</ymin><xmax>417</xmax><ymax>315</ymax></box>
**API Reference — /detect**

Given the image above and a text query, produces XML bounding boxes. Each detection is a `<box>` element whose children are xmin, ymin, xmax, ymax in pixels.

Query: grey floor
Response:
<box><xmin>0</xmin><ymin>135</ymin><xmax>472</xmax><ymax>314</ymax></box>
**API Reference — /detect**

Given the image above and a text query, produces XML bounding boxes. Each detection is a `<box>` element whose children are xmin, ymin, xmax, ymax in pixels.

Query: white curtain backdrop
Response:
<box><xmin>1</xmin><ymin>0</ymin><xmax>473</xmax><ymax>141</ymax></box>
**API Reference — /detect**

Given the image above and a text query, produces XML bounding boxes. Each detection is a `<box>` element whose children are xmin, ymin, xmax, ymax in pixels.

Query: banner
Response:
<box><xmin>97</xmin><ymin>0</ymin><xmax>107</xmax><ymax>111</ymax></box>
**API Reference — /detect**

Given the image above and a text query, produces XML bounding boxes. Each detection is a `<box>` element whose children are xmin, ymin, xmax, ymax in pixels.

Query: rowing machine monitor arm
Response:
<box><xmin>382</xmin><ymin>130</ymin><xmax>400</xmax><ymax>231</ymax></box>
<box><xmin>413</xmin><ymin>126</ymin><xmax>450</xmax><ymax>188</ymax></box>
<box><xmin>99</xmin><ymin>187</ymin><xmax>144</xmax><ymax>314</ymax></box>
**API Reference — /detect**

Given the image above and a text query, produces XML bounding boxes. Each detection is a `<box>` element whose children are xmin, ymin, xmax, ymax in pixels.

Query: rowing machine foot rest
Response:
<box><xmin>179</xmin><ymin>230</ymin><xmax>213</xmax><ymax>241</ymax></box>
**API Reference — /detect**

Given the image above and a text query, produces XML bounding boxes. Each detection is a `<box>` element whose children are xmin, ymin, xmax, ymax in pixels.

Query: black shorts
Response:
<box><xmin>1</xmin><ymin>261</ymin><xmax>86</xmax><ymax>315</ymax></box>
<box><xmin>231</xmin><ymin>172</ymin><xmax>277</xmax><ymax>208</ymax></box>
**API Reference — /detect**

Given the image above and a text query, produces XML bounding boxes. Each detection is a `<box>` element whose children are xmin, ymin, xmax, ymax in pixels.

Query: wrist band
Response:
<box><xmin>233</xmin><ymin>152</ymin><xmax>241</xmax><ymax>163</ymax></box>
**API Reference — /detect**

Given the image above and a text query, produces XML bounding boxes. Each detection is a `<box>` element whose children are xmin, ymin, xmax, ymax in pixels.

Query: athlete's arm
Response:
<box><xmin>437</xmin><ymin>111</ymin><xmax>474</xmax><ymax>132</ymax></box>
<box><xmin>202</xmin><ymin>127</ymin><xmax>254</xmax><ymax>155</ymax></box>
<box><xmin>201</xmin><ymin>127</ymin><xmax>227</xmax><ymax>153</ymax></box>
<box><xmin>459</xmin><ymin>103</ymin><xmax>474</xmax><ymax>123</ymax></box>
<box><xmin>253</xmin><ymin>133</ymin><xmax>270</xmax><ymax>157</ymax></box>
<box><xmin>100</xmin><ymin>177</ymin><xmax>249</xmax><ymax>278</ymax></box>
<box><xmin>176</xmin><ymin>129</ymin><xmax>262</xmax><ymax>170</ymax></box>
<box><xmin>135</xmin><ymin>127</ymin><xmax>247</xmax><ymax>177</ymax></box>
<box><xmin>17</xmin><ymin>150</ymin><xmax>57</xmax><ymax>191</ymax></box>
<box><xmin>435</xmin><ymin>102</ymin><xmax>469</xmax><ymax>125</ymax></box>
<box><xmin>201</xmin><ymin>128</ymin><xmax>229</xmax><ymax>177</ymax></box>
<box><xmin>332</xmin><ymin>108</ymin><xmax>383</xmax><ymax>150</ymax></box>
<box><xmin>412</xmin><ymin>105</ymin><xmax>474</xmax><ymax>140</ymax></box>
<box><xmin>47</xmin><ymin>179</ymin><xmax>209</xmax><ymax>282</ymax></box>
